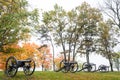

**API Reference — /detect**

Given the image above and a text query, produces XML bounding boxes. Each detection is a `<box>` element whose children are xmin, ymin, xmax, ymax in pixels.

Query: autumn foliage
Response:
<box><xmin>36</xmin><ymin>45</ymin><xmax>52</xmax><ymax>71</ymax></box>
<box><xmin>0</xmin><ymin>42</ymin><xmax>52</xmax><ymax>70</ymax></box>
<box><xmin>54</xmin><ymin>55</ymin><xmax>64</xmax><ymax>69</ymax></box>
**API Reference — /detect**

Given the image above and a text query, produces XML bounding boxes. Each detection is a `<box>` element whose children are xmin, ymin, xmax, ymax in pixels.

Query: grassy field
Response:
<box><xmin>0</xmin><ymin>71</ymin><xmax>120</xmax><ymax>80</ymax></box>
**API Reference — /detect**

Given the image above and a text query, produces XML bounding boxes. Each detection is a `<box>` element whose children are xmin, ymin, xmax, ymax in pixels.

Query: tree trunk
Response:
<box><xmin>62</xmin><ymin>43</ymin><xmax>66</xmax><ymax>61</ymax></box>
<box><xmin>86</xmin><ymin>53</ymin><xmax>90</xmax><ymax>64</ymax></box>
<box><xmin>59</xmin><ymin>33</ymin><xmax>66</xmax><ymax>61</ymax></box>
<box><xmin>50</xmin><ymin>37</ymin><xmax>55</xmax><ymax>71</ymax></box>
<box><xmin>68</xmin><ymin>43</ymin><xmax>71</xmax><ymax>62</ymax></box>
<box><xmin>73</xmin><ymin>43</ymin><xmax>77</xmax><ymax>61</ymax></box>
<box><xmin>108</xmin><ymin>57</ymin><xmax>114</xmax><ymax>72</ymax></box>
<box><xmin>73</xmin><ymin>47</ymin><xmax>75</xmax><ymax>61</ymax></box>
<box><xmin>86</xmin><ymin>50</ymin><xmax>90</xmax><ymax>72</ymax></box>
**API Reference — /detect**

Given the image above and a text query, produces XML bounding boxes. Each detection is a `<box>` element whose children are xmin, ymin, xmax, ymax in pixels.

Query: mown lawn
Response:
<box><xmin>0</xmin><ymin>71</ymin><xmax>120</xmax><ymax>80</ymax></box>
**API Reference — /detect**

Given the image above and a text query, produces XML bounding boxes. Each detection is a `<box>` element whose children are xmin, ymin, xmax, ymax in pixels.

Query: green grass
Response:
<box><xmin>0</xmin><ymin>71</ymin><xmax>120</xmax><ymax>80</ymax></box>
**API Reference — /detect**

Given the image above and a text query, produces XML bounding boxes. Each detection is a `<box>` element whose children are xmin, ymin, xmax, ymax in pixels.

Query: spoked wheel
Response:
<box><xmin>98</xmin><ymin>65</ymin><xmax>109</xmax><ymax>72</ymax></box>
<box><xmin>89</xmin><ymin>63</ymin><xmax>96</xmax><ymax>72</ymax></box>
<box><xmin>60</xmin><ymin>60</ymin><xmax>68</xmax><ymax>73</ymax></box>
<box><xmin>23</xmin><ymin>58</ymin><xmax>35</xmax><ymax>76</ymax></box>
<box><xmin>82</xmin><ymin>62</ymin><xmax>96</xmax><ymax>72</ymax></box>
<box><xmin>70</xmin><ymin>61</ymin><xmax>78</xmax><ymax>73</ymax></box>
<box><xmin>5</xmin><ymin>56</ymin><xmax>18</xmax><ymax>77</ymax></box>
<box><xmin>82</xmin><ymin>62</ymin><xmax>91</xmax><ymax>72</ymax></box>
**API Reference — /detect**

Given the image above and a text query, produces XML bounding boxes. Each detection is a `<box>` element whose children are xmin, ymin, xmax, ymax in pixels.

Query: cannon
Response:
<box><xmin>5</xmin><ymin>56</ymin><xmax>35</xmax><ymax>77</ymax></box>
<box><xmin>78</xmin><ymin>62</ymin><xmax>96</xmax><ymax>72</ymax></box>
<box><xmin>98</xmin><ymin>64</ymin><xmax>109</xmax><ymax>72</ymax></box>
<box><xmin>55</xmin><ymin>59</ymin><xmax>78</xmax><ymax>73</ymax></box>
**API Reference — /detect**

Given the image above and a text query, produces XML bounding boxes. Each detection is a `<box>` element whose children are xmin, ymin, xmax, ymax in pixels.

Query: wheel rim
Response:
<box><xmin>82</xmin><ymin>62</ymin><xmax>96</xmax><ymax>72</ymax></box>
<box><xmin>82</xmin><ymin>62</ymin><xmax>89</xmax><ymax>72</ymax></box>
<box><xmin>60</xmin><ymin>60</ymin><xmax>68</xmax><ymax>73</ymax></box>
<box><xmin>23</xmin><ymin>58</ymin><xmax>35</xmax><ymax>76</ymax></box>
<box><xmin>5</xmin><ymin>56</ymin><xmax>18</xmax><ymax>77</ymax></box>
<box><xmin>70</xmin><ymin>62</ymin><xmax>78</xmax><ymax>73</ymax></box>
<box><xmin>90</xmin><ymin>64</ymin><xmax>96</xmax><ymax>72</ymax></box>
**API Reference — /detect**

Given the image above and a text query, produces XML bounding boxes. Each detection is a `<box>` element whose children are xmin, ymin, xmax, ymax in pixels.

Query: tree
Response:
<box><xmin>97</xmin><ymin>20</ymin><xmax>120</xmax><ymax>71</ymax></box>
<box><xmin>41</xmin><ymin>4</ymin><xmax>69</xmax><ymax>69</ymax></box>
<box><xmin>102</xmin><ymin>0</ymin><xmax>120</xmax><ymax>29</ymax></box>
<box><xmin>41</xmin><ymin>4</ymin><xmax>80</xmax><ymax>63</ymax></box>
<box><xmin>100</xmin><ymin>0</ymin><xmax>120</xmax><ymax>71</ymax></box>
<box><xmin>75</xmin><ymin>2</ymin><xmax>102</xmax><ymax>71</ymax></box>
<box><xmin>41</xmin><ymin>3</ymin><xmax>102</xmax><ymax>72</ymax></box>
<box><xmin>0</xmin><ymin>0</ymin><xmax>39</xmax><ymax>52</ymax></box>
<box><xmin>36</xmin><ymin>24</ymin><xmax>56</xmax><ymax>71</ymax></box>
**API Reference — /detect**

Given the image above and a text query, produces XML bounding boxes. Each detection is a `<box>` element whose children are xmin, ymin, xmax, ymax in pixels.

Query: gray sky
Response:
<box><xmin>27</xmin><ymin>0</ymin><xmax>104</xmax><ymax>11</ymax></box>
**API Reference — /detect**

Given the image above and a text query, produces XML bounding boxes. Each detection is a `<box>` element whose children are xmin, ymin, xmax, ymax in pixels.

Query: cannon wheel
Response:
<box><xmin>82</xmin><ymin>62</ymin><xmax>96</xmax><ymax>72</ymax></box>
<box><xmin>23</xmin><ymin>58</ymin><xmax>35</xmax><ymax>76</ymax></box>
<box><xmin>70</xmin><ymin>61</ymin><xmax>78</xmax><ymax>73</ymax></box>
<box><xmin>60</xmin><ymin>60</ymin><xmax>68</xmax><ymax>73</ymax></box>
<box><xmin>82</xmin><ymin>62</ymin><xmax>91</xmax><ymax>72</ymax></box>
<box><xmin>89</xmin><ymin>63</ymin><xmax>96</xmax><ymax>72</ymax></box>
<box><xmin>5</xmin><ymin>56</ymin><xmax>18</xmax><ymax>77</ymax></box>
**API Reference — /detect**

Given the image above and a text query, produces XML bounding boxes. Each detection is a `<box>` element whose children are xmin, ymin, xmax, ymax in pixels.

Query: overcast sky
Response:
<box><xmin>27</xmin><ymin>0</ymin><xmax>104</xmax><ymax>11</ymax></box>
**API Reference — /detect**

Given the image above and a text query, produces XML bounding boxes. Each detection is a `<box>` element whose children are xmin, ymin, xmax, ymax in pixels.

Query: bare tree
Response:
<box><xmin>102</xmin><ymin>0</ymin><xmax>120</xmax><ymax>28</ymax></box>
